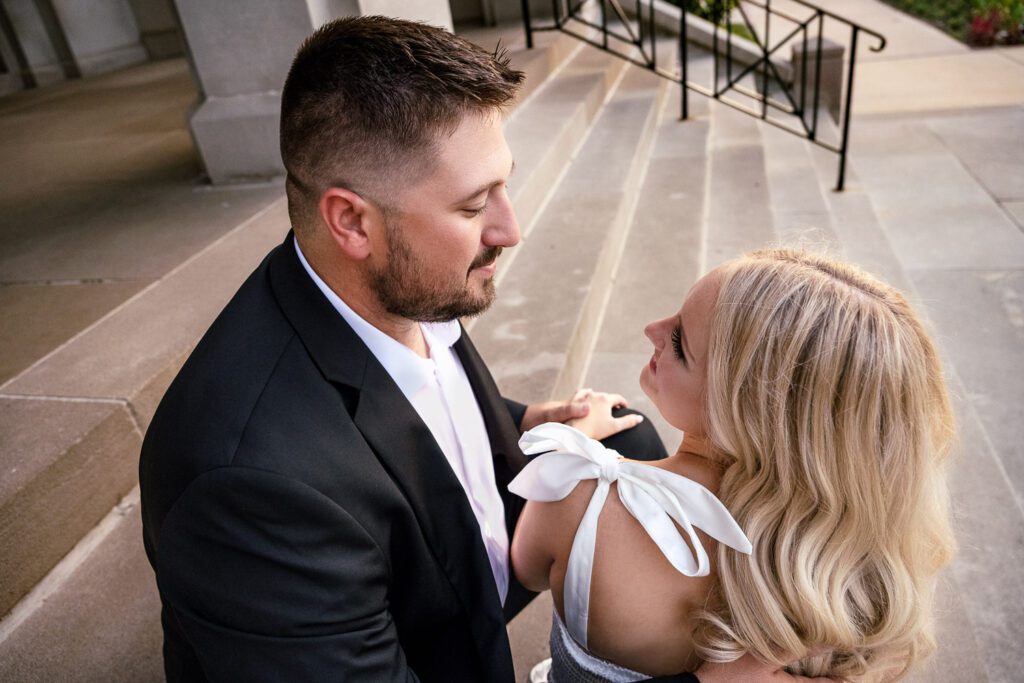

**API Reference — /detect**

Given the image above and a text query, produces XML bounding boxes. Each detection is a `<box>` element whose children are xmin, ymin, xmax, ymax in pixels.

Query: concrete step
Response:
<box><xmin>703</xmin><ymin>98</ymin><xmax>777</xmax><ymax>269</ymax></box>
<box><xmin>503</xmin><ymin>39</ymin><xmax>624</xmax><ymax>241</ymax></box>
<box><xmin>0</xmin><ymin>30</ymin><xmax>605</xmax><ymax>679</ymax></box>
<box><xmin>0</xmin><ymin>491</ymin><xmax>163</xmax><ymax>683</ymax></box>
<box><xmin>581</xmin><ymin>78</ymin><xmax>711</xmax><ymax>448</ymax></box>
<box><xmin>810</xmin><ymin>113</ymin><xmax>1024</xmax><ymax>683</ymax></box>
<box><xmin>508</xmin><ymin>60</ymin><xmax>714</xmax><ymax>680</ymax></box>
<box><xmin>471</xmin><ymin>59</ymin><xmax>668</xmax><ymax>404</ymax></box>
<box><xmin>0</xmin><ymin>199</ymin><xmax>288</xmax><ymax>619</ymax></box>
<box><xmin>759</xmin><ymin>116</ymin><xmax>992</xmax><ymax>681</ymax></box>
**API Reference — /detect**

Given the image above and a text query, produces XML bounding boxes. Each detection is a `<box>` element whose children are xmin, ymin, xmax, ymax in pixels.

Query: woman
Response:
<box><xmin>510</xmin><ymin>249</ymin><xmax>956</xmax><ymax>682</ymax></box>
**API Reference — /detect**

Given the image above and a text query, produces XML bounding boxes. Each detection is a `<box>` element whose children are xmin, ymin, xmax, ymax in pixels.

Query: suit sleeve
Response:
<box><xmin>503</xmin><ymin>398</ymin><xmax>528</xmax><ymax>432</ymax></box>
<box><xmin>155</xmin><ymin>466</ymin><xmax>418</xmax><ymax>682</ymax></box>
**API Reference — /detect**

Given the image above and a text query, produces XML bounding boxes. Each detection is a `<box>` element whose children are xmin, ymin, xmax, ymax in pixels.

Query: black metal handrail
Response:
<box><xmin>520</xmin><ymin>0</ymin><xmax>886</xmax><ymax>190</ymax></box>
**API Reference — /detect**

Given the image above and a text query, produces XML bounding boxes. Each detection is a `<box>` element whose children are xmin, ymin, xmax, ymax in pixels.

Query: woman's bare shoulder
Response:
<box><xmin>511</xmin><ymin>477</ymin><xmax>598</xmax><ymax>591</ymax></box>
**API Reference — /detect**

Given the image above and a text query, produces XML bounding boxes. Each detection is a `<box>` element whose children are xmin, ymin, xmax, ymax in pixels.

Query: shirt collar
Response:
<box><xmin>293</xmin><ymin>236</ymin><xmax>462</xmax><ymax>397</ymax></box>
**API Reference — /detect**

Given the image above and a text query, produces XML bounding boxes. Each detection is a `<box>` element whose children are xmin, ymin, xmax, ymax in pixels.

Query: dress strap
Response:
<box><xmin>509</xmin><ymin>423</ymin><xmax>752</xmax><ymax>649</ymax></box>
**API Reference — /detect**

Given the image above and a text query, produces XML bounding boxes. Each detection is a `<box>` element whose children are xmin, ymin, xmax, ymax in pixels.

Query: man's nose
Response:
<box><xmin>483</xmin><ymin>189</ymin><xmax>520</xmax><ymax>248</ymax></box>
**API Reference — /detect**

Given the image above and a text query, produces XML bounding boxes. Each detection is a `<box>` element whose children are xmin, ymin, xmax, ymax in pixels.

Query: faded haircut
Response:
<box><xmin>279</xmin><ymin>15</ymin><xmax>524</xmax><ymax>232</ymax></box>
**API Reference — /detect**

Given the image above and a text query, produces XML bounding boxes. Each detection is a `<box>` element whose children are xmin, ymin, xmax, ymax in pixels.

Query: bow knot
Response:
<box><xmin>599</xmin><ymin>458</ymin><xmax>620</xmax><ymax>483</ymax></box>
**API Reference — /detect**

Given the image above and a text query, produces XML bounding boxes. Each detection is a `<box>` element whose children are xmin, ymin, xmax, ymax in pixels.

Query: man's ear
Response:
<box><xmin>319</xmin><ymin>187</ymin><xmax>375</xmax><ymax>260</ymax></box>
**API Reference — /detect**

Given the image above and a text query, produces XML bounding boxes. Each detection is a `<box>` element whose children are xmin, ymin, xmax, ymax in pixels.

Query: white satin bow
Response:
<box><xmin>509</xmin><ymin>422</ymin><xmax>752</xmax><ymax>648</ymax></box>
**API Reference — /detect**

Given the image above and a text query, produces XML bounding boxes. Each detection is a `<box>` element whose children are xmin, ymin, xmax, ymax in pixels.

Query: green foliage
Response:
<box><xmin>881</xmin><ymin>0</ymin><xmax>1024</xmax><ymax>44</ymax></box>
<box><xmin>666</xmin><ymin>0</ymin><xmax>740</xmax><ymax>26</ymax></box>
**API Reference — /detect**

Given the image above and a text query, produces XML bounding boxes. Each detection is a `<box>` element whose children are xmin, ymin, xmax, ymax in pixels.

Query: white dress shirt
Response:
<box><xmin>294</xmin><ymin>238</ymin><xmax>510</xmax><ymax>602</ymax></box>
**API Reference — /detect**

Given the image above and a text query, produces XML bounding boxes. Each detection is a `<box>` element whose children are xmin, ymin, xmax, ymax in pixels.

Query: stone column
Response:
<box><xmin>0</xmin><ymin>0</ymin><xmax>69</xmax><ymax>87</ymax></box>
<box><xmin>49</xmin><ymin>0</ymin><xmax>148</xmax><ymax>76</ymax></box>
<box><xmin>173</xmin><ymin>0</ymin><xmax>313</xmax><ymax>183</ymax></box>
<box><xmin>174</xmin><ymin>0</ymin><xmax>456</xmax><ymax>184</ymax></box>
<box><xmin>126</xmin><ymin>0</ymin><xmax>183</xmax><ymax>60</ymax></box>
<box><xmin>359</xmin><ymin>0</ymin><xmax>452</xmax><ymax>31</ymax></box>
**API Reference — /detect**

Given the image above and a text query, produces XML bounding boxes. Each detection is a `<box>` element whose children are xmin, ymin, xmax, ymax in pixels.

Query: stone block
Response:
<box><xmin>359</xmin><ymin>0</ymin><xmax>453</xmax><ymax>32</ymax></box>
<box><xmin>189</xmin><ymin>93</ymin><xmax>284</xmax><ymax>183</ymax></box>
<box><xmin>705</xmin><ymin>105</ymin><xmax>775</xmax><ymax>268</ymax></box>
<box><xmin>0</xmin><ymin>398</ymin><xmax>140</xmax><ymax>616</ymax></box>
<box><xmin>790</xmin><ymin>35</ymin><xmax>844</xmax><ymax>121</ymax></box>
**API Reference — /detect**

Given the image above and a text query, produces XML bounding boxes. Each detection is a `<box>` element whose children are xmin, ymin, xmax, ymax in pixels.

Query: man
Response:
<box><xmin>141</xmin><ymin>16</ymin><xmax>663</xmax><ymax>682</ymax></box>
<box><xmin>140</xmin><ymin>16</ymin><xmax>833</xmax><ymax>683</ymax></box>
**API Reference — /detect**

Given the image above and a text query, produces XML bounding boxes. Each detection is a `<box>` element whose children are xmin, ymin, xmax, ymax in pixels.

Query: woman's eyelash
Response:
<box><xmin>464</xmin><ymin>203</ymin><xmax>488</xmax><ymax>216</ymax></box>
<box><xmin>671</xmin><ymin>326</ymin><xmax>686</xmax><ymax>363</ymax></box>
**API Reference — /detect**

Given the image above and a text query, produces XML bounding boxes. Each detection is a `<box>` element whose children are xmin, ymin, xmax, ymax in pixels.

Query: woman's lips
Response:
<box><xmin>648</xmin><ymin>352</ymin><xmax>657</xmax><ymax>374</ymax></box>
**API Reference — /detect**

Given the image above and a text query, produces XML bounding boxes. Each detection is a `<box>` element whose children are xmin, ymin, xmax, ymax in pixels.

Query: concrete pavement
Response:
<box><xmin>0</xmin><ymin>1</ymin><xmax>1022</xmax><ymax>680</ymax></box>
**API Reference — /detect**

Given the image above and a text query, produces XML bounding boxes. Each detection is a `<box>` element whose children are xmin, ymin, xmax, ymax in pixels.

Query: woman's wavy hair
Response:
<box><xmin>692</xmin><ymin>249</ymin><xmax>956</xmax><ymax>681</ymax></box>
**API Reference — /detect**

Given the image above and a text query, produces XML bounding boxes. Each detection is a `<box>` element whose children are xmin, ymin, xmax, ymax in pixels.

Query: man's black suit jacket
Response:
<box><xmin>140</xmin><ymin>234</ymin><xmax>537</xmax><ymax>682</ymax></box>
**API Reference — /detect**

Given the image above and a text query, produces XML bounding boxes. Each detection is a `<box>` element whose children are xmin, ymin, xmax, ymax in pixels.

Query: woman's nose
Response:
<box><xmin>644</xmin><ymin>318</ymin><xmax>664</xmax><ymax>344</ymax></box>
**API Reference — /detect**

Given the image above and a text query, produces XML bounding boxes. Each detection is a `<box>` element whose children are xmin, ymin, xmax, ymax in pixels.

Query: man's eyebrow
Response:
<box><xmin>454</xmin><ymin>160</ymin><xmax>516</xmax><ymax>205</ymax></box>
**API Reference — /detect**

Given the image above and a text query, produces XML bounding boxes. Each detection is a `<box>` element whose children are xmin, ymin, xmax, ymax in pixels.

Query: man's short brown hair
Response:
<box><xmin>280</xmin><ymin>15</ymin><xmax>524</xmax><ymax>231</ymax></box>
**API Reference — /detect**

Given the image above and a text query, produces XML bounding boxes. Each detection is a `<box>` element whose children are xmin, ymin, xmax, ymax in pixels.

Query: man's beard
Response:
<box><xmin>369</xmin><ymin>220</ymin><xmax>501</xmax><ymax>323</ymax></box>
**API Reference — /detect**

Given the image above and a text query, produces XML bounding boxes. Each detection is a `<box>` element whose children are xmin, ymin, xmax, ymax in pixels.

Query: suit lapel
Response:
<box><xmin>268</xmin><ymin>235</ymin><xmax>514</xmax><ymax>679</ymax></box>
<box><xmin>453</xmin><ymin>332</ymin><xmax>529</xmax><ymax>535</ymax></box>
<box><xmin>352</xmin><ymin>371</ymin><xmax>513</xmax><ymax>677</ymax></box>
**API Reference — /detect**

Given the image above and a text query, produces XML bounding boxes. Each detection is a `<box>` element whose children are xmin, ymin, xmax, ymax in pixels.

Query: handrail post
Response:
<box><xmin>521</xmin><ymin>0</ymin><xmax>534</xmax><ymax>49</ymax></box>
<box><xmin>761</xmin><ymin>0</ymin><xmax>770</xmax><ymax>119</ymax></box>
<box><xmin>810</xmin><ymin>12</ymin><xmax>823</xmax><ymax>141</ymax></box>
<box><xmin>681</xmin><ymin>0</ymin><xmax>689</xmax><ymax>119</ymax></box>
<box><xmin>650</xmin><ymin>0</ymin><xmax>657</xmax><ymax>70</ymax></box>
<box><xmin>601</xmin><ymin>0</ymin><xmax>608</xmax><ymax>50</ymax></box>
<box><xmin>712</xmin><ymin>7</ymin><xmax>719</xmax><ymax>96</ymax></box>
<box><xmin>835</xmin><ymin>25</ymin><xmax>859</xmax><ymax>191</ymax></box>
<box><xmin>799</xmin><ymin>23</ymin><xmax>808</xmax><ymax>128</ymax></box>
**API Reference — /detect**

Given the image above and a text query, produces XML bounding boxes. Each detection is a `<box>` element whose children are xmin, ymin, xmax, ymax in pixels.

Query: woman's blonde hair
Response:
<box><xmin>692</xmin><ymin>249</ymin><xmax>956</xmax><ymax>681</ymax></box>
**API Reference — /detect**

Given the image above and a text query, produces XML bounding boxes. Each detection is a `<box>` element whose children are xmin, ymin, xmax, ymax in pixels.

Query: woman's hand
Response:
<box><xmin>565</xmin><ymin>388</ymin><xmax>644</xmax><ymax>441</ymax></box>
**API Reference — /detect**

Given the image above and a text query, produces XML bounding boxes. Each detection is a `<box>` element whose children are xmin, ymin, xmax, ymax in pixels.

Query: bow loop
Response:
<box><xmin>509</xmin><ymin>422</ymin><xmax>753</xmax><ymax>649</ymax></box>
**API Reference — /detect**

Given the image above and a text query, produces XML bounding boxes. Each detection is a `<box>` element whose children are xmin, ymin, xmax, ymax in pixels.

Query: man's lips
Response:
<box><xmin>470</xmin><ymin>247</ymin><xmax>502</xmax><ymax>274</ymax></box>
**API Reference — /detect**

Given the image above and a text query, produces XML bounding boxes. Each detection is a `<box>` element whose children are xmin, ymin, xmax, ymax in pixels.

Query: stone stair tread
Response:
<box><xmin>0</xmin><ymin>496</ymin><xmax>163</xmax><ymax>683</ymax></box>
<box><xmin>760</xmin><ymin>122</ymin><xmax>840</xmax><ymax>247</ymax></box>
<box><xmin>0</xmin><ymin>398</ymin><xmax>139</xmax><ymax>615</ymax></box>
<box><xmin>503</xmin><ymin>46</ymin><xmax>626</xmax><ymax>239</ymax></box>
<box><xmin>795</xmin><ymin>112</ymin><xmax>1005</xmax><ymax>682</ymax></box>
<box><xmin>584</xmin><ymin>82</ymin><xmax>709</xmax><ymax>448</ymax></box>
<box><xmin>704</xmin><ymin>101</ymin><xmax>776</xmax><ymax>268</ymax></box>
<box><xmin>0</xmin><ymin>201</ymin><xmax>287</xmax><ymax>615</ymax></box>
<box><xmin>472</xmin><ymin>63</ymin><xmax>665</xmax><ymax>404</ymax></box>
<box><xmin>3</xmin><ymin>15</ymin><xmax>1017</xmax><ymax>683</ymax></box>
